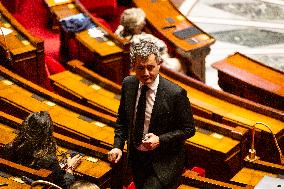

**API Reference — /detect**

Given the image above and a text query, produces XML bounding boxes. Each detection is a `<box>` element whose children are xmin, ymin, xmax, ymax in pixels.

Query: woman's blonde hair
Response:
<box><xmin>120</xmin><ymin>8</ymin><xmax>146</xmax><ymax>30</ymax></box>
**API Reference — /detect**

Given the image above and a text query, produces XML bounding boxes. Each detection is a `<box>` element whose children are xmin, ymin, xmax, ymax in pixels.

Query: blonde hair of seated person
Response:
<box><xmin>115</xmin><ymin>8</ymin><xmax>146</xmax><ymax>40</ymax></box>
<box><xmin>69</xmin><ymin>180</ymin><xmax>100</xmax><ymax>189</ymax></box>
<box><xmin>131</xmin><ymin>33</ymin><xmax>185</xmax><ymax>73</ymax></box>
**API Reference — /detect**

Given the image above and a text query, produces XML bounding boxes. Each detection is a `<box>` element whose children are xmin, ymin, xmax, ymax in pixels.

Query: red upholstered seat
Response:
<box><xmin>90</xmin><ymin>13</ymin><xmax>113</xmax><ymax>31</ymax></box>
<box><xmin>79</xmin><ymin>0</ymin><xmax>117</xmax><ymax>19</ymax></box>
<box><xmin>123</xmin><ymin>181</ymin><xmax>136</xmax><ymax>189</ymax></box>
<box><xmin>45</xmin><ymin>55</ymin><xmax>65</xmax><ymax>75</ymax></box>
<box><xmin>1</xmin><ymin>0</ymin><xmax>19</xmax><ymax>13</ymax></box>
<box><xmin>191</xmin><ymin>166</ymin><xmax>206</xmax><ymax>177</ymax></box>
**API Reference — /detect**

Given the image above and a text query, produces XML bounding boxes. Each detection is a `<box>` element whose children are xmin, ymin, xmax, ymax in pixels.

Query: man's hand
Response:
<box><xmin>141</xmin><ymin>133</ymin><xmax>160</xmax><ymax>151</ymax></box>
<box><xmin>108</xmin><ymin>148</ymin><xmax>122</xmax><ymax>163</ymax></box>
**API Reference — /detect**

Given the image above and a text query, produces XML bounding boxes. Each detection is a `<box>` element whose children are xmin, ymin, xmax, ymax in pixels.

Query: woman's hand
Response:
<box><xmin>65</xmin><ymin>154</ymin><xmax>82</xmax><ymax>174</ymax></box>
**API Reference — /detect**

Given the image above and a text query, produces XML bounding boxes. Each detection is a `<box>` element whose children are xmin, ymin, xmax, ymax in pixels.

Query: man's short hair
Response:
<box><xmin>130</xmin><ymin>38</ymin><xmax>162</xmax><ymax>66</ymax></box>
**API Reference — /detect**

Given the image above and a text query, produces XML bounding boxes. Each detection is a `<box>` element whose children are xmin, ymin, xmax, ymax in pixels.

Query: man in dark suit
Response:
<box><xmin>108</xmin><ymin>38</ymin><xmax>195</xmax><ymax>189</ymax></box>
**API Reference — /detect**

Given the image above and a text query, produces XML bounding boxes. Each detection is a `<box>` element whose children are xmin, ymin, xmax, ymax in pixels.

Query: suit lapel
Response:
<box><xmin>125</xmin><ymin>77</ymin><xmax>139</xmax><ymax>127</ymax></box>
<box><xmin>149</xmin><ymin>76</ymin><xmax>167</xmax><ymax>131</ymax></box>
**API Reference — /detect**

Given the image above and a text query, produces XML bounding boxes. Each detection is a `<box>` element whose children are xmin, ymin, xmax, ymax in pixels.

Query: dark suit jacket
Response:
<box><xmin>113</xmin><ymin>75</ymin><xmax>195</xmax><ymax>186</ymax></box>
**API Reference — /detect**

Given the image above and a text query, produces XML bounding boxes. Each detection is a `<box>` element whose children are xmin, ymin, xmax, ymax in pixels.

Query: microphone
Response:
<box><xmin>0</xmin><ymin>25</ymin><xmax>12</xmax><ymax>63</ymax></box>
<box><xmin>245</xmin><ymin>124</ymin><xmax>259</xmax><ymax>162</ymax></box>
<box><xmin>246</xmin><ymin>122</ymin><xmax>284</xmax><ymax>164</ymax></box>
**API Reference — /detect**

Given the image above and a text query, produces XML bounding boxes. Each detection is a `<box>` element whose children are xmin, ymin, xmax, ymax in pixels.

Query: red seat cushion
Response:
<box><xmin>80</xmin><ymin>0</ymin><xmax>117</xmax><ymax>18</ymax></box>
<box><xmin>45</xmin><ymin>55</ymin><xmax>65</xmax><ymax>75</ymax></box>
<box><xmin>91</xmin><ymin>13</ymin><xmax>113</xmax><ymax>31</ymax></box>
<box><xmin>191</xmin><ymin>166</ymin><xmax>206</xmax><ymax>177</ymax></box>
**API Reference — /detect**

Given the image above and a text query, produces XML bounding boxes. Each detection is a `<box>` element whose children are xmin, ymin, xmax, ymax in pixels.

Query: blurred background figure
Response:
<box><xmin>115</xmin><ymin>8</ymin><xmax>146</xmax><ymax>40</ymax></box>
<box><xmin>132</xmin><ymin>33</ymin><xmax>186</xmax><ymax>74</ymax></box>
<box><xmin>69</xmin><ymin>180</ymin><xmax>100</xmax><ymax>189</ymax></box>
<box><xmin>2</xmin><ymin>111</ymin><xmax>82</xmax><ymax>188</ymax></box>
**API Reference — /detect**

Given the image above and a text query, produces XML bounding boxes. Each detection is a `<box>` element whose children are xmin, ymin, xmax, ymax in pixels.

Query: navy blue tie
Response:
<box><xmin>134</xmin><ymin>85</ymin><xmax>149</xmax><ymax>146</ymax></box>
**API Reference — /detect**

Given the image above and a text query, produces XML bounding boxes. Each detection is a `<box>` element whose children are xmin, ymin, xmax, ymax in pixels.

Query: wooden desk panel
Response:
<box><xmin>0</xmin><ymin>176</ymin><xmax>42</xmax><ymax>189</ymax></box>
<box><xmin>231</xmin><ymin>168</ymin><xmax>276</xmax><ymax>186</ymax></box>
<box><xmin>46</xmin><ymin>1</ymin><xmax>127</xmax><ymax>83</ymax></box>
<box><xmin>231</xmin><ymin>159</ymin><xmax>284</xmax><ymax>187</ymax></box>
<box><xmin>0</xmin><ymin>75</ymin><xmax>116</xmax><ymax>148</ymax></box>
<box><xmin>186</xmin><ymin>126</ymin><xmax>242</xmax><ymax>180</ymax></box>
<box><xmin>161</xmin><ymin>72</ymin><xmax>283</xmax><ymax>134</ymax></box>
<box><xmin>133</xmin><ymin>0</ymin><xmax>215</xmax><ymax>81</ymax></box>
<box><xmin>188</xmin><ymin>128</ymin><xmax>239</xmax><ymax>154</ymax></box>
<box><xmin>133</xmin><ymin>0</ymin><xmax>214</xmax><ymax>51</ymax></box>
<box><xmin>182</xmin><ymin>170</ymin><xmax>249</xmax><ymax>189</ymax></box>
<box><xmin>0</xmin><ymin>121</ymin><xmax>111</xmax><ymax>187</ymax></box>
<box><xmin>45</xmin><ymin>0</ymin><xmax>73</xmax><ymax>7</ymax></box>
<box><xmin>212</xmin><ymin>52</ymin><xmax>284</xmax><ymax>110</ymax></box>
<box><xmin>0</xmin><ymin>3</ymin><xmax>45</xmax><ymax>86</ymax></box>
<box><xmin>49</xmin><ymin>3</ymin><xmax>80</xmax><ymax>30</ymax></box>
<box><xmin>160</xmin><ymin>70</ymin><xmax>284</xmax><ymax>163</ymax></box>
<box><xmin>50</xmin><ymin>70</ymin><xmax>120</xmax><ymax>116</ymax></box>
<box><xmin>177</xmin><ymin>184</ymin><xmax>198</xmax><ymax>189</ymax></box>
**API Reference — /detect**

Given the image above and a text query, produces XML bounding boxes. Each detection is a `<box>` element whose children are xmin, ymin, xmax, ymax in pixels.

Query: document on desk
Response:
<box><xmin>173</xmin><ymin>27</ymin><xmax>202</xmax><ymax>40</ymax></box>
<box><xmin>255</xmin><ymin>176</ymin><xmax>284</xmax><ymax>189</ymax></box>
<box><xmin>0</xmin><ymin>27</ymin><xmax>13</xmax><ymax>36</ymax></box>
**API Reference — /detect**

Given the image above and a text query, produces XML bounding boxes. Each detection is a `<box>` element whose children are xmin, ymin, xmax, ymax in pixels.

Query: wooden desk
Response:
<box><xmin>231</xmin><ymin>159</ymin><xmax>284</xmax><ymax>187</ymax></box>
<box><xmin>0</xmin><ymin>67</ymin><xmax>117</xmax><ymax>149</ymax></box>
<box><xmin>49</xmin><ymin>67</ymin><xmax>120</xmax><ymax>117</ymax></box>
<box><xmin>0</xmin><ymin>3</ymin><xmax>45</xmax><ymax>86</ymax></box>
<box><xmin>231</xmin><ymin>168</ymin><xmax>277</xmax><ymax>186</ymax></box>
<box><xmin>0</xmin><ymin>112</ymin><xmax>112</xmax><ymax>187</ymax></box>
<box><xmin>181</xmin><ymin>170</ymin><xmax>251</xmax><ymax>189</ymax></box>
<box><xmin>177</xmin><ymin>184</ymin><xmax>198</xmax><ymax>189</ymax></box>
<box><xmin>212</xmin><ymin>52</ymin><xmax>284</xmax><ymax>111</ymax></box>
<box><xmin>45</xmin><ymin>0</ymin><xmax>127</xmax><ymax>84</ymax></box>
<box><xmin>45</xmin><ymin>0</ymin><xmax>73</xmax><ymax>7</ymax></box>
<box><xmin>186</xmin><ymin>116</ymin><xmax>249</xmax><ymax>181</ymax></box>
<box><xmin>0</xmin><ymin>176</ymin><xmax>42</xmax><ymax>189</ymax></box>
<box><xmin>160</xmin><ymin>67</ymin><xmax>284</xmax><ymax>163</ymax></box>
<box><xmin>133</xmin><ymin>0</ymin><xmax>215</xmax><ymax>82</ymax></box>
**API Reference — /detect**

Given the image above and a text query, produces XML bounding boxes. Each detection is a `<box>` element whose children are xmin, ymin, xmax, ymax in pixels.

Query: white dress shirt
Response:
<box><xmin>134</xmin><ymin>75</ymin><xmax>159</xmax><ymax>151</ymax></box>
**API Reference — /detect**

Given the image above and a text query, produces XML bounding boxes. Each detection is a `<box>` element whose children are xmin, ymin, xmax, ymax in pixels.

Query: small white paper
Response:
<box><xmin>13</xmin><ymin>177</ymin><xmax>25</xmax><ymax>184</ymax></box>
<box><xmin>90</xmin><ymin>84</ymin><xmax>101</xmax><ymax>90</ymax></box>
<box><xmin>88</xmin><ymin>28</ymin><xmax>104</xmax><ymax>38</ymax></box>
<box><xmin>0</xmin><ymin>27</ymin><xmax>13</xmax><ymax>36</ymax></box>
<box><xmin>3</xmin><ymin>80</ymin><xmax>13</xmax><ymax>85</ymax></box>
<box><xmin>93</xmin><ymin>122</ymin><xmax>105</xmax><ymax>127</ymax></box>
<box><xmin>211</xmin><ymin>133</ymin><xmax>223</xmax><ymax>139</ymax></box>
<box><xmin>86</xmin><ymin>156</ymin><xmax>99</xmax><ymax>163</ymax></box>
<box><xmin>45</xmin><ymin>101</ymin><xmax>56</xmax><ymax>106</ymax></box>
<box><xmin>54</xmin><ymin>0</ymin><xmax>69</xmax><ymax>4</ymax></box>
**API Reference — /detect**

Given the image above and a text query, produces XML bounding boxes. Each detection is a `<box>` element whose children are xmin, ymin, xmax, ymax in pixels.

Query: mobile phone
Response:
<box><xmin>70</xmin><ymin>151</ymin><xmax>84</xmax><ymax>158</ymax></box>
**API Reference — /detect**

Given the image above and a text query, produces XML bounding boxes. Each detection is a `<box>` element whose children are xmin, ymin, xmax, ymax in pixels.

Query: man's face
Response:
<box><xmin>134</xmin><ymin>54</ymin><xmax>160</xmax><ymax>85</ymax></box>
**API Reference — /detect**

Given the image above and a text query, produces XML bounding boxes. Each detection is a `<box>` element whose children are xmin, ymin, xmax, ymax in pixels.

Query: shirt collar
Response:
<box><xmin>139</xmin><ymin>74</ymin><xmax>159</xmax><ymax>91</ymax></box>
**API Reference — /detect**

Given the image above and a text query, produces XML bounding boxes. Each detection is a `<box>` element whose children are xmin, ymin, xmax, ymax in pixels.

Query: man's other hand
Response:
<box><xmin>141</xmin><ymin>133</ymin><xmax>160</xmax><ymax>151</ymax></box>
<box><xmin>108</xmin><ymin>148</ymin><xmax>122</xmax><ymax>163</ymax></box>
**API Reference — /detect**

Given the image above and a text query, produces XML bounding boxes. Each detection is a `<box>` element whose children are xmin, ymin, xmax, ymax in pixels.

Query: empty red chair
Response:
<box><xmin>79</xmin><ymin>0</ymin><xmax>117</xmax><ymax>19</ymax></box>
<box><xmin>191</xmin><ymin>166</ymin><xmax>206</xmax><ymax>177</ymax></box>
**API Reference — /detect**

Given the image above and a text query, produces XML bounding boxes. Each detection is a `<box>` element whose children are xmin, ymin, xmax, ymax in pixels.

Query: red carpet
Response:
<box><xmin>12</xmin><ymin>0</ymin><xmax>60</xmax><ymax>60</ymax></box>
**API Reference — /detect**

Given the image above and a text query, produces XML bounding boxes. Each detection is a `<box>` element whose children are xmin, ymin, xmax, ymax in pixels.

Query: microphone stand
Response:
<box><xmin>0</xmin><ymin>25</ymin><xmax>12</xmax><ymax>63</ymax></box>
<box><xmin>246</xmin><ymin>122</ymin><xmax>284</xmax><ymax>165</ymax></box>
<box><xmin>245</xmin><ymin>123</ymin><xmax>259</xmax><ymax>162</ymax></box>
